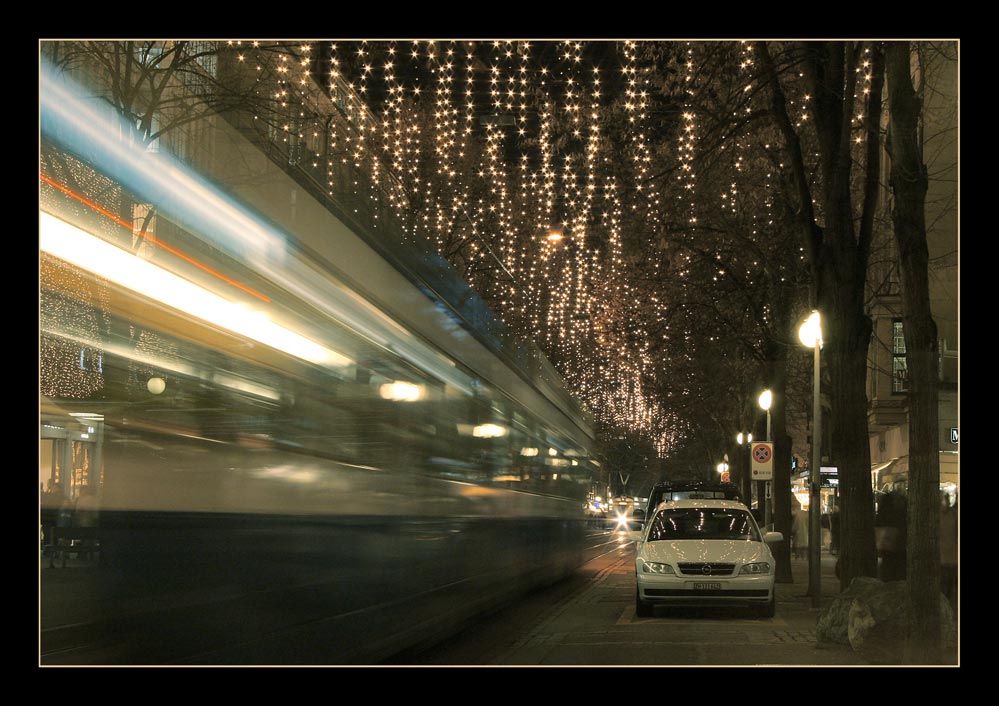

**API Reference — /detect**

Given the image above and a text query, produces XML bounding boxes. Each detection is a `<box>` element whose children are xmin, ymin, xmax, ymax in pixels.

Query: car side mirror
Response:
<box><xmin>764</xmin><ymin>531</ymin><xmax>783</xmax><ymax>544</ymax></box>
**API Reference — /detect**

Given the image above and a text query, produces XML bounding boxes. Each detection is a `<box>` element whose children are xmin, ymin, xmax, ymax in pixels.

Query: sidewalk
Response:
<box><xmin>777</xmin><ymin>549</ymin><xmax>842</xmax><ymax>613</ymax></box>
<box><xmin>776</xmin><ymin>549</ymin><xmax>959</xmax><ymax>666</ymax></box>
<box><xmin>765</xmin><ymin>549</ymin><xmax>864</xmax><ymax>665</ymax></box>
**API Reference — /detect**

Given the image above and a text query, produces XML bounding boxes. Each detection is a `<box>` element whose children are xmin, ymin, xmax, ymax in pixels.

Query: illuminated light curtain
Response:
<box><xmin>678</xmin><ymin>43</ymin><xmax>698</xmax><ymax>227</ymax></box>
<box><xmin>39</xmin><ymin>257</ymin><xmax>106</xmax><ymax>399</ymax></box>
<box><xmin>325</xmin><ymin>42</ymin><xmax>366</xmax><ymax>194</ymax></box>
<box><xmin>239</xmin><ymin>40</ymin><xmax>710</xmax><ymax>454</ymax></box>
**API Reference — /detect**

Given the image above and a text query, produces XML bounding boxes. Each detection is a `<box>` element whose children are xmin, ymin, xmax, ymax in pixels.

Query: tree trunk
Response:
<box><xmin>820</xmin><ymin>93</ymin><xmax>880</xmax><ymax>589</ymax></box>
<box><xmin>825</xmin><ymin>298</ymin><xmax>878</xmax><ymax>588</ymax></box>
<box><xmin>886</xmin><ymin>41</ymin><xmax>941</xmax><ymax>664</ymax></box>
<box><xmin>764</xmin><ymin>339</ymin><xmax>793</xmax><ymax>583</ymax></box>
<box><xmin>816</xmin><ymin>75</ymin><xmax>880</xmax><ymax>591</ymax></box>
<box><xmin>740</xmin><ymin>404</ymin><xmax>754</xmax><ymax>505</ymax></box>
<box><xmin>756</xmin><ymin>41</ymin><xmax>883</xmax><ymax>591</ymax></box>
<box><xmin>816</xmin><ymin>117</ymin><xmax>881</xmax><ymax>589</ymax></box>
<box><xmin>772</xmin><ymin>431</ymin><xmax>793</xmax><ymax>583</ymax></box>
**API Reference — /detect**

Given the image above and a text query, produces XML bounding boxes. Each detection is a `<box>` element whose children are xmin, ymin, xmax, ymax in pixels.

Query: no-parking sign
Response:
<box><xmin>751</xmin><ymin>442</ymin><xmax>773</xmax><ymax>481</ymax></box>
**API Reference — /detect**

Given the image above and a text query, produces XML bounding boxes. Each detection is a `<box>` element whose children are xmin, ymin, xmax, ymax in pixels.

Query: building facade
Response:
<box><xmin>867</xmin><ymin>43</ymin><xmax>959</xmax><ymax>504</ymax></box>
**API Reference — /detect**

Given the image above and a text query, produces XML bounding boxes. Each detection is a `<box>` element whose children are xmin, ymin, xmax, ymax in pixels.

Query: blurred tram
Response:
<box><xmin>39</xmin><ymin>58</ymin><xmax>596</xmax><ymax>665</ymax></box>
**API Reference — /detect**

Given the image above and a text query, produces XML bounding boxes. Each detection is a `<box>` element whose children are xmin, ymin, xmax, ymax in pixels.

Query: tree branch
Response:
<box><xmin>858</xmin><ymin>43</ymin><xmax>886</xmax><ymax>276</ymax></box>
<box><xmin>754</xmin><ymin>42</ymin><xmax>822</xmax><ymax>266</ymax></box>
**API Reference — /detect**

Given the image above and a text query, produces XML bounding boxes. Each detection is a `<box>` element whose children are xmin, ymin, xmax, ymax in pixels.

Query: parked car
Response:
<box><xmin>646</xmin><ymin>480</ymin><xmax>743</xmax><ymax>514</ymax></box>
<box><xmin>634</xmin><ymin>499</ymin><xmax>782</xmax><ymax>618</ymax></box>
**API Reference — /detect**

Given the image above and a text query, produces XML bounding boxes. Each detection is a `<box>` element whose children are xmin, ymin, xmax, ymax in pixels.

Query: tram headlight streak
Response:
<box><xmin>40</xmin><ymin>212</ymin><xmax>352</xmax><ymax>370</ymax></box>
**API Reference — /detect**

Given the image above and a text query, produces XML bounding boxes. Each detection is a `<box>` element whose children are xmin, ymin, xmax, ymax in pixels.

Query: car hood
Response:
<box><xmin>639</xmin><ymin>539</ymin><xmax>771</xmax><ymax>565</ymax></box>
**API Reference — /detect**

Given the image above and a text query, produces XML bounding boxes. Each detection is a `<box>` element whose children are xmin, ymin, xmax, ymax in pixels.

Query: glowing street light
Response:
<box><xmin>758</xmin><ymin>389</ymin><xmax>772</xmax><ymax>442</ymax></box>
<box><xmin>798</xmin><ymin>309</ymin><xmax>823</xmax><ymax>609</ymax></box>
<box><xmin>798</xmin><ymin>310</ymin><xmax>823</xmax><ymax>349</ymax></box>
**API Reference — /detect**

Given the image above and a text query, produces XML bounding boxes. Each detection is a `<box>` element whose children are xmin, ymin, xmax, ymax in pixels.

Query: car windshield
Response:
<box><xmin>646</xmin><ymin>508</ymin><xmax>760</xmax><ymax>542</ymax></box>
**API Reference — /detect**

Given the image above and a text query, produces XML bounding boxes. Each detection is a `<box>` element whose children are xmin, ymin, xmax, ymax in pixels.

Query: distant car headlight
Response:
<box><xmin>642</xmin><ymin>562</ymin><xmax>675</xmax><ymax>575</ymax></box>
<box><xmin>739</xmin><ymin>562</ymin><xmax>772</xmax><ymax>575</ymax></box>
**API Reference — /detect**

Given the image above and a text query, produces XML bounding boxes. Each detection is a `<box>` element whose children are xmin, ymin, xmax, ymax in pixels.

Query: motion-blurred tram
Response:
<box><xmin>39</xmin><ymin>58</ymin><xmax>596</xmax><ymax>665</ymax></box>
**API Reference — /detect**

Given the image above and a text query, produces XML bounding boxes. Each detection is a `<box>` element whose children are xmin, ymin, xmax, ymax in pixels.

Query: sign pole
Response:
<box><xmin>751</xmin><ymin>442</ymin><xmax>774</xmax><ymax>528</ymax></box>
<box><xmin>809</xmin><ymin>342</ymin><xmax>822</xmax><ymax>609</ymax></box>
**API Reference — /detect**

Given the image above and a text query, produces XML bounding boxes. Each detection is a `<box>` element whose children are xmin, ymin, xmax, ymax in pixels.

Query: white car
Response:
<box><xmin>634</xmin><ymin>499</ymin><xmax>783</xmax><ymax>618</ymax></box>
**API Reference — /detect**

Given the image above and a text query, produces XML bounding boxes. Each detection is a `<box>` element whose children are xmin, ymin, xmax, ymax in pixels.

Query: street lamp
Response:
<box><xmin>798</xmin><ymin>310</ymin><xmax>823</xmax><ymax>610</ymax></box>
<box><xmin>758</xmin><ymin>389</ymin><xmax>772</xmax><ymax>441</ymax></box>
<box><xmin>757</xmin><ymin>389</ymin><xmax>773</xmax><ymax>528</ymax></box>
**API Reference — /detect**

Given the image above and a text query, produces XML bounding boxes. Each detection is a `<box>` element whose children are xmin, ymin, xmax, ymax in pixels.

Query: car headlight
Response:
<box><xmin>642</xmin><ymin>562</ymin><xmax>675</xmax><ymax>575</ymax></box>
<box><xmin>739</xmin><ymin>562</ymin><xmax>771</xmax><ymax>575</ymax></box>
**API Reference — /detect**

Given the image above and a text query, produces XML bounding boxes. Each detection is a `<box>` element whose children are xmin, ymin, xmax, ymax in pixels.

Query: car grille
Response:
<box><xmin>677</xmin><ymin>562</ymin><xmax>736</xmax><ymax>576</ymax></box>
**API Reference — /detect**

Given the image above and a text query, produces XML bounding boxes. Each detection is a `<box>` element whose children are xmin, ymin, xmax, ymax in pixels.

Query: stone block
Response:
<box><xmin>816</xmin><ymin>576</ymin><xmax>884</xmax><ymax>645</ymax></box>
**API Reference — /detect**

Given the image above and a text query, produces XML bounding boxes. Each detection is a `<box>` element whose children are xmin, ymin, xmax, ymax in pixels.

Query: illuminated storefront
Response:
<box><xmin>873</xmin><ymin>451</ymin><xmax>959</xmax><ymax>506</ymax></box>
<box><xmin>791</xmin><ymin>466</ymin><xmax>838</xmax><ymax>513</ymax></box>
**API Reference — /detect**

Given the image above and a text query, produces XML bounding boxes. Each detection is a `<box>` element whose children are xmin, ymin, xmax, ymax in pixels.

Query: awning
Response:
<box><xmin>871</xmin><ymin>458</ymin><xmax>900</xmax><ymax>475</ymax></box>
<box><xmin>871</xmin><ymin>457</ymin><xmax>899</xmax><ymax>493</ymax></box>
<box><xmin>877</xmin><ymin>453</ymin><xmax>959</xmax><ymax>490</ymax></box>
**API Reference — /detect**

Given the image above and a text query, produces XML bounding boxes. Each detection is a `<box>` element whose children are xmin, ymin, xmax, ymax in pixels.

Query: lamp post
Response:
<box><xmin>798</xmin><ymin>310</ymin><xmax>823</xmax><ymax>610</ymax></box>
<box><xmin>758</xmin><ymin>389</ymin><xmax>773</xmax><ymax>528</ymax></box>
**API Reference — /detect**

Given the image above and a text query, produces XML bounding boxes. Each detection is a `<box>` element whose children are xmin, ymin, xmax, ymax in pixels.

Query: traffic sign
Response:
<box><xmin>751</xmin><ymin>442</ymin><xmax>773</xmax><ymax>481</ymax></box>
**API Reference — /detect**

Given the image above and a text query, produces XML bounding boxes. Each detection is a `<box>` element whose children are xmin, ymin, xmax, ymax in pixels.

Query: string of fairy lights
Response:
<box><xmin>41</xmin><ymin>40</ymin><xmax>894</xmax><ymax>469</ymax></box>
<box><xmin>234</xmin><ymin>39</ymin><xmax>774</xmax><ymax>458</ymax></box>
<box><xmin>40</xmin><ymin>257</ymin><xmax>107</xmax><ymax>400</ymax></box>
<box><xmin>678</xmin><ymin>43</ymin><xmax>698</xmax><ymax>226</ymax></box>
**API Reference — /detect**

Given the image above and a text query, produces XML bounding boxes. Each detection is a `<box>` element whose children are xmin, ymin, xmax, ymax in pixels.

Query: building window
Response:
<box><xmin>892</xmin><ymin>319</ymin><xmax>908</xmax><ymax>393</ymax></box>
<box><xmin>180</xmin><ymin>41</ymin><xmax>218</xmax><ymax>93</ymax></box>
<box><xmin>186</xmin><ymin>41</ymin><xmax>217</xmax><ymax>77</ymax></box>
<box><xmin>132</xmin><ymin>42</ymin><xmax>164</xmax><ymax>68</ymax></box>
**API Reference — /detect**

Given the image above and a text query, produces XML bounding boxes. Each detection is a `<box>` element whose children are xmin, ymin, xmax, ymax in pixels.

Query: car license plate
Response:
<box><xmin>692</xmin><ymin>582</ymin><xmax>721</xmax><ymax>590</ymax></box>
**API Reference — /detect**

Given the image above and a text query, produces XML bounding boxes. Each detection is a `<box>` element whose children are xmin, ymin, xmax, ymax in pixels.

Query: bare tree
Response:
<box><xmin>755</xmin><ymin>41</ymin><xmax>886</xmax><ymax>588</ymax></box>
<box><xmin>885</xmin><ymin>40</ymin><xmax>946</xmax><ymax>665</ymax></box>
